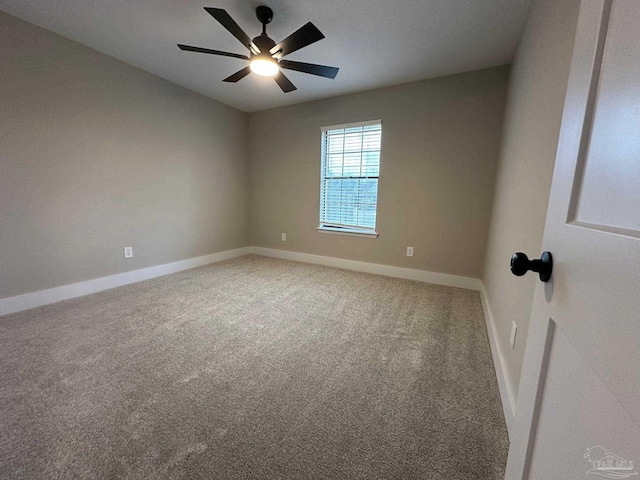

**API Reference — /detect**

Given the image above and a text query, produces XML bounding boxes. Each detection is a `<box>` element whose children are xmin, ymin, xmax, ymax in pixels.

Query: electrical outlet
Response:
<box><xmin>406</xmin><ymin>246</ymin><xmax>414</xmax><ymax>257</ymax></box>
<box><xmin>281</xmin><ymin>233</ymin><xmax>286</xmax><ymax>241</ymax></box>
<box><xmin>510</xmin><ymin>322</ymin><xmax>517</xmax><ymax>349</ymax></box>
<box><xmin>124</xmin><ymin>246</ymin><xmax>133</xmax><ymax>259</ymax></box>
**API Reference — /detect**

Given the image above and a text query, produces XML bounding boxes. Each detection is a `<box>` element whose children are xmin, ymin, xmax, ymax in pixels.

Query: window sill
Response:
<box><xmin>317</xmin><ymin>226</ymin><xmax>379</xmax><ymax>238</ymax></box>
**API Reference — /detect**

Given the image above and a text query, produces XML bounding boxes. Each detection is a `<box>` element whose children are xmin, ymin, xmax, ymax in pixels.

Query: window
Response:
<box><xmin>318</xmin><ymin>120</ymin><xmax>382</xmax><ymax>236</ymax></box>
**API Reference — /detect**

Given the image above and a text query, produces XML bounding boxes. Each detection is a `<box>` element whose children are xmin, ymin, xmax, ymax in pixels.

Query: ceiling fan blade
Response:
<box><xmin>204</xmin><ymin>7</ymin><xmax>259</xmax><ymax>53</ymax></box>
<box><xmin>177</xmin><ymin>44</ymin><xmax>249</xmax><ymax>60</ymax></box>
<box><xmin>279</xmin><ymin>60</ymin><xmax>339</xmax><ymax>79</ymax></box>
<box><xmin>270</xmin><ymin>22</ymin><xmax>324</xmax><ymax>58</ymax></box>
<box><xmin>223</xmin><ymin>66</ymin><xmax>252</xmax><ymax>83</ymax></box>
<box><xmin>274</xmin><ymin>71</ymin><xmax>297</xmax><ymax>93</ymax></box>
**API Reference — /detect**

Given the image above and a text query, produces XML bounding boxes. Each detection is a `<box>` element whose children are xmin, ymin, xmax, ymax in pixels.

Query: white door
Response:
<box><xmin>504</xmin><ymin>1</ymin><xmax>640</xmax><ymax>479</ymax></box>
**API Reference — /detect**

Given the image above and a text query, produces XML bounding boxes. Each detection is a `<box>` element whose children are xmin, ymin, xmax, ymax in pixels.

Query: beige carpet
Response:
<box><xmin>0</xmin><ymin>255</ymin><xmax>508</xmax><ymax>479</ymax></box>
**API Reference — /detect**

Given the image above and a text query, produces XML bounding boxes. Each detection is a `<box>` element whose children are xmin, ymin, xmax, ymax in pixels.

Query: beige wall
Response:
<box><xmin>0</xmin><ymin>12</ymin><xmax>249</xmax><ymax>299</ymax></box>
<box><xmin>248</xmin><ymin>67</ymin><xmax>509</xmax><ymax>279</ymax></box>
<box><xmin>482</xmin><ymin>0</ymin><xmax>580</xmax><ymax>397</ymax></box>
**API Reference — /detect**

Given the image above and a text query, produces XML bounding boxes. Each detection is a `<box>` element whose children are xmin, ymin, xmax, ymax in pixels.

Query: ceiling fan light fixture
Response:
<box><xmin>249</xmin><ymin>57</ymin><xmax>279</xmax><ymax>77</ymax></box>
<box><xmin>179</xmin><ymin>6</ymin><xmax>338</xmax><ymax>92</ymax></box>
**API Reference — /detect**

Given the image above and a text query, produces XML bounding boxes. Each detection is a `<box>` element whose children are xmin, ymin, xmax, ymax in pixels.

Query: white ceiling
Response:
<box><xmin>0</xmin><ymin>0</ymin><xmax>531</xmax><ymax>113</ymax></box>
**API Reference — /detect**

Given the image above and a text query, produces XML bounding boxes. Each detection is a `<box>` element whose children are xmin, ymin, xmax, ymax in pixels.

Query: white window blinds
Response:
<box><xmin>319</xmin><ymin>121</ymin><xmax>381</xmax><ymax>233</ymax></box>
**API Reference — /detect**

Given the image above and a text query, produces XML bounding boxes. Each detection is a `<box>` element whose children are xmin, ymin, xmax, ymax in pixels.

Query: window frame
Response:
<box><xmin>317</xmin><ymin>120</ymin><xmax>382</xmax><ymax>238</ymax></box>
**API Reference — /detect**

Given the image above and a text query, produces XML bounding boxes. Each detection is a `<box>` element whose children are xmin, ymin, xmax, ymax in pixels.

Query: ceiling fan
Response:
<box><xmin>178</xmin><ymin>6</ymin><xmax>339</xmax><ymax>93</ymax></box>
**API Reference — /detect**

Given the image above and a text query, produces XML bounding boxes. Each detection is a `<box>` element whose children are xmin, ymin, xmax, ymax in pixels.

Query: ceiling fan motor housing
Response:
<box><xmin>252</xmin><ymin>34</ymin><xmax>276</xmax><ymax>59</ymax></box>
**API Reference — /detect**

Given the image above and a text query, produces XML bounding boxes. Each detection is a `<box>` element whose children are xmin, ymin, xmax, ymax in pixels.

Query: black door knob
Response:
<box><xmin>510</xmin><ymin>251</ymin><xmax>553</xmax><ymax>282</ymax></box>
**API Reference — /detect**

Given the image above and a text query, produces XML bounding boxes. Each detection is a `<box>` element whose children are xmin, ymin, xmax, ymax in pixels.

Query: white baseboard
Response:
<box><xmin>1</xmin><ymin>246</ymin><xmax>481</xmax><ymax>317</ymax></box>
<box><xmin>249</xmin><ymin>246</ymin><xmax>482</xmax><ymax>291</ymax></box>
<box><xmin>479</xmin><ymin>283</ymin><xmax>517</xmax><ymax>435</ymax></box>
<box><xmin>0</xmin><ymin>247</ymin><xmax>251</xmax><ymax>317</ymax></box>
